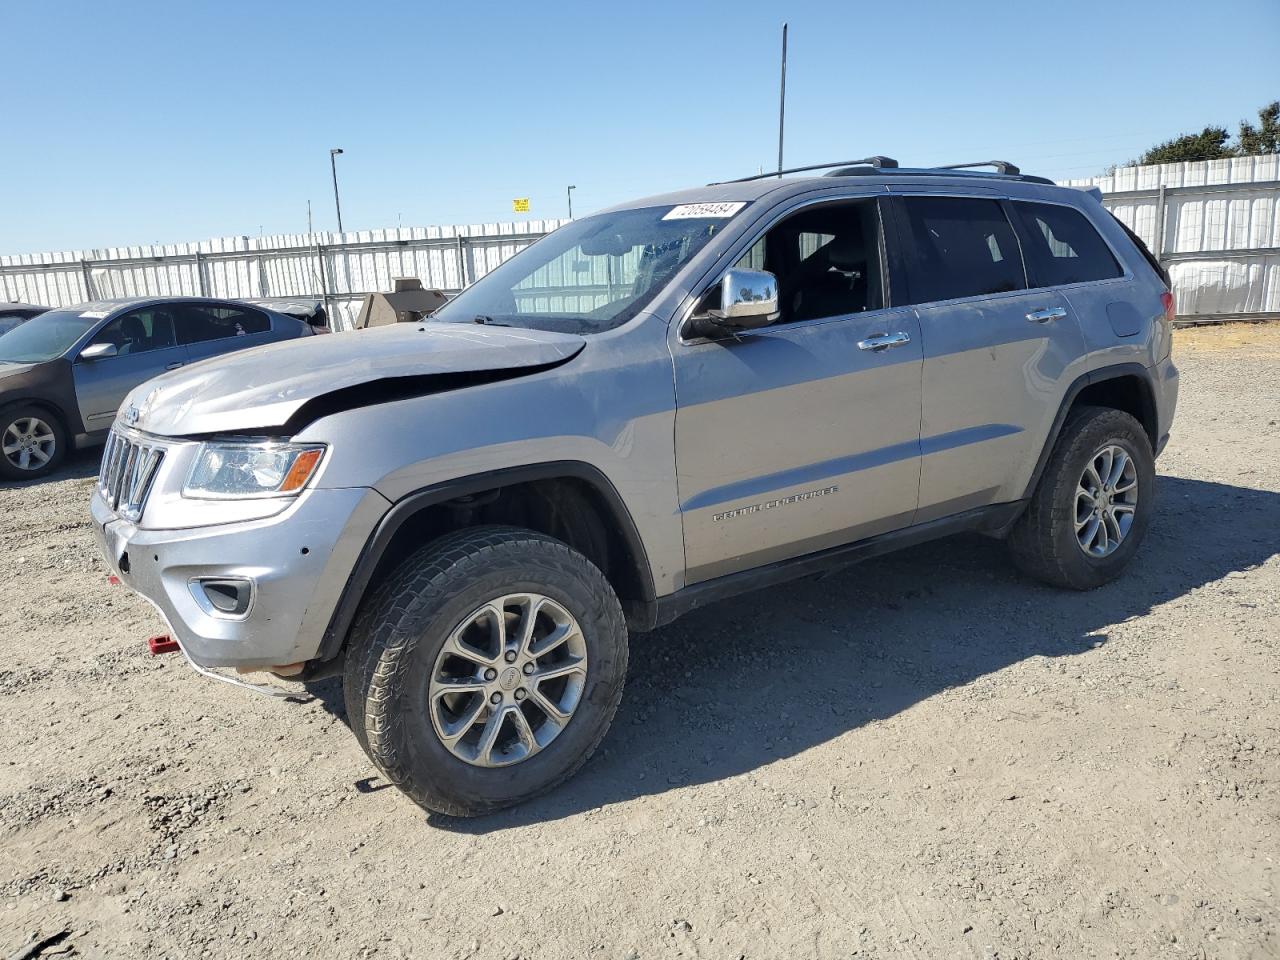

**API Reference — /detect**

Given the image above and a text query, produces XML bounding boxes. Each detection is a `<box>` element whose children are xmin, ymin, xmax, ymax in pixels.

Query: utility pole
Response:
<box><xmin>567</xmin><ymin>185</ymin><xmax>577</xmax><ymax>220</ymax></box>
<box><xmin>329</xmin><ymin>148</ymin><xmax>345</xmax><ymax>234</ymax></box>
<box><xmin>777</xmin><ymin>22</ymin><xmax>788</xmax><ymax>177</ymax></box>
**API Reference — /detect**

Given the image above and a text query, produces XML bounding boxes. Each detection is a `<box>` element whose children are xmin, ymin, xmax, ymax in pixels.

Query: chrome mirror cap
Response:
<box><xmin>80</xmin><ymin>342</ymin><xmax>118</xmax><ymax>361</ymax></box>
<box><xmin>710</xmin><ymin>268</ymin><xmax>779</xmax><ymax>329</ymax></box>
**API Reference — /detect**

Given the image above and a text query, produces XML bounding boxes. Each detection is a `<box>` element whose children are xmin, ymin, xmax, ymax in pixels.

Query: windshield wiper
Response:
<box><xmin>471</xmin><ymin>315</ymin><xmax>511</xmax><ymax>327</ymax></box>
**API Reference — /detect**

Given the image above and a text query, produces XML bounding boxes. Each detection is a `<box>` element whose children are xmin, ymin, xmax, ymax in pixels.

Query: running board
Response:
<box><xmin>646</xmin><ymin>501</ymin><xmax>1025</xmax><ymax>629</ymax></box>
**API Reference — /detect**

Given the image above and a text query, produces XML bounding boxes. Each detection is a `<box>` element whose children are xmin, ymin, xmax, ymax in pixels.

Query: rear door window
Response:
<box><xmin>177</xmin><ymin>304</ymin><xmax>271</xmax><ymax>344</ymax></box>
<box><xmin>897</xmin><ymin>196</ymin><xmax>1026</xmax><ymax>304</ymax></box>
<box><xmin>1012</xmin><ymin>201</ymin><xmax>1123</xmax><ymax>287</ymax></box>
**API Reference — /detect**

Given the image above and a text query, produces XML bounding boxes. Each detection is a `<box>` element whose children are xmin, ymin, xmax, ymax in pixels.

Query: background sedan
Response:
<box><xmin>0</xmin><ymin>297</ymin><xmax>314</xmax><ymax>480</ymax></box>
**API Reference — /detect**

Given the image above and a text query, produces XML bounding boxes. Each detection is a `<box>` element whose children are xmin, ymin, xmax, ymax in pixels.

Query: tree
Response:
<box><xmin>1124</xmin><ymin>99</ymin><xmax>1280</xmax><ymax>168</ymax></box>
<box><xmin>1238</xmin><ymin>100</ymin><xmax>1280</xmax><ymax>155</ymax></box>
<box><xmin>1136</xmin><ymin>126</ymin><xmax>1234</xmax><ymax>165</ymax></box>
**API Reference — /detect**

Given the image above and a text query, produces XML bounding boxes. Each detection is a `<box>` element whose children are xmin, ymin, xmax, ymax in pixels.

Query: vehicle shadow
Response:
<box><xmin>0</xmin><ymin>446</ymin><xmax>101</xmax><ymax>487</ymax></box>
<box><xmin>306</xmin><ymin>475</ymin><xmax>1279</xmax><ymax>830</ymax></box>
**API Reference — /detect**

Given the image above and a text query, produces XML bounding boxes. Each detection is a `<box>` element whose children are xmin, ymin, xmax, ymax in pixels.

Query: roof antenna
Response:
<box><xmin>777</xmin><ymin>22</ymin><xmax>788</xmax><ymax>178</ymax></box>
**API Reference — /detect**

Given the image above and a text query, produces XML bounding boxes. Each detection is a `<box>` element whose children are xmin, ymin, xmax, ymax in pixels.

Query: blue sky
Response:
<box><xmin>3</xmin><ymin>0</ymin><xmax>1276</xmax><ymax>254</ymax></box>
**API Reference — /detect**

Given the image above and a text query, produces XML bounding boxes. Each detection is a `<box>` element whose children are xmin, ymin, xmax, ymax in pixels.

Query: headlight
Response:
<box><xmin>183</xmin><ymin>440</ymin><xmax>326</xmax><ymax>499</ymax></box>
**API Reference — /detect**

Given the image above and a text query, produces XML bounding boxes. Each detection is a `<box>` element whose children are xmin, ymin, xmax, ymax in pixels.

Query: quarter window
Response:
<box><xmin>898</xmin><ymin>196</ymin><xmax>1026</xmax><ymax>304</ymax></box>
<box><xmin>1012</xmin><ymin>201</ymin><xmax>1123</xmax><ymax>286</ymax></box>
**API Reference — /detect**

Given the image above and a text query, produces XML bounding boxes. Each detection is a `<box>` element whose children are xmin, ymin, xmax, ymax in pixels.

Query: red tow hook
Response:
<box><xmin>148</xmin><ymin>635</ymin><xmax>180</xmax><ymax>656</ymax></box>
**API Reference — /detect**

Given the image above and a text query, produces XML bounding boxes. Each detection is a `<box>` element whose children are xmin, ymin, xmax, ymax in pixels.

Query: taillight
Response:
<box><xmin>1160</xmin><ymin>291</ymin><xmax>1176</xmax><ymax>323</ymax></box>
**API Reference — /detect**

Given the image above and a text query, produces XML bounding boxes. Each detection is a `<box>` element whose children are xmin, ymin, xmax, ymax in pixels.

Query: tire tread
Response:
<box><xmin>1008</xmin><ymin>405</ymin><xmax>1154</xmax><ymax>590</ymax></box>
<box><xmin>342</xmin><ymin>525</ymin><xmax>627</xmax><ymax>817</ymax></box>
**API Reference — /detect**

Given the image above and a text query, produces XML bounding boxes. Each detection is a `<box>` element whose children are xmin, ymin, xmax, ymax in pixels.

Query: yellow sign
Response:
<box><xmin>512</xmin><ymin>198</ymin><xmax>530</xmax><ymax>213</ymax></box>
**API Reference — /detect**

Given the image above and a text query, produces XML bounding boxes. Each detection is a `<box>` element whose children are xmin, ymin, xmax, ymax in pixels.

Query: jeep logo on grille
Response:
<box><xmin>123</xmin><ymin>405</ymin><xmax>140</xmax><ymax>426</ymax></box>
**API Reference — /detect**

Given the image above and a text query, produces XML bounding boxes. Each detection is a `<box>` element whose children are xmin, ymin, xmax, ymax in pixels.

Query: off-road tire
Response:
<box><xmin>1008</xmin><ymin>406</ymin><xmax>1155</xmax><ymax>590</ymax></box>
<box><xmin>0</xmin><ymin>404</ymin><xmax>67</xmax><ymax>482</ymax></box>
<box><xmin>342</xmin><ymin>525</ymin><xmax>628</xmax><ymax>816</ymax></box>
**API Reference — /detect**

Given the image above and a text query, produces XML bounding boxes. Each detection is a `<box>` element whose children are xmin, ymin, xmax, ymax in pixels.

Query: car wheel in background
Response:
<box><xmin>0</xmin><ymin>404</ymin><xmax>67</xmax><ymax>481</ymax></box>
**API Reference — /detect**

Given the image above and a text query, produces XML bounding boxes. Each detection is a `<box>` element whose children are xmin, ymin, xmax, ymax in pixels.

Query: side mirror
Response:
<box><xmin>688</xmin><ymin>269</ymin><xmax>780</xmax><ymax>339</ymax></box>
<box><xmin>79</xmin><ymin>342</ymin><xmax>118</xmax><ymax>361</ymax></box>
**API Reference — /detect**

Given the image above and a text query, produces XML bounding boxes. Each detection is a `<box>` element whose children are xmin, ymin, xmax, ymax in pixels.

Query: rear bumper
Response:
<box><xmin>1153</xmin><ymin>355</ymin><xmax>1179</xmax><ymax>457</ymax></box>
<box><xmin>91</xmin><ymin>485</ymin><xmax>390</xmax><ymax>669</ymax></box>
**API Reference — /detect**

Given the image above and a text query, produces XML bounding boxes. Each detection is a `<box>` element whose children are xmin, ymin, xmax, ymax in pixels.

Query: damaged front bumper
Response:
<box><xmin>91</xmin><ymin>484</ymin><xmax>390</xmax><ymax>672</ymax></box>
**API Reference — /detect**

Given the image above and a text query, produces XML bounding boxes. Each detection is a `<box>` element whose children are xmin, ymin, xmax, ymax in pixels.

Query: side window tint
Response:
<box><xmin>899</xmin><ymin>196</ymin><xmax>1026</xmax><ymax>303</ymax></box>
<box><xmin>88</xmin><ymin>307</ymin><xmax>179</xmax><ymax>356</ymax></box>
<box><xmin>1013</xmin><ymin>202</ymin><xmax>1122</xmax><ymax>287</ymax></box>
<box><xmin>179</xmin><ymin>305</ymin><xmax>271</xmax><ymax>345</ymax></box>
<box><xmin>733</xmin><ymin>236</ymin><xmax>766</xmax><ymax>271</ymax></box>
<box><xmin>733</xmin><ymin>199</ymin><xmax>884</xmax><ymax>324</ymax></box>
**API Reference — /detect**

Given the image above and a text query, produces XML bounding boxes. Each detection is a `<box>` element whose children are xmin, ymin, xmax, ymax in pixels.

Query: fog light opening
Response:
<box><xmin>192</xmin><ymin>577</ymin><xmax>253</xmax><ymax>618</ymax></box>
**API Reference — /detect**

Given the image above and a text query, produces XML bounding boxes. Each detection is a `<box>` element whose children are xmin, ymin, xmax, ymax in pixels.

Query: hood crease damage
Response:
<box><xmin>120</xmin><ymin>323</ymin><xmax>586</xmax><ymax>437</ymax></box>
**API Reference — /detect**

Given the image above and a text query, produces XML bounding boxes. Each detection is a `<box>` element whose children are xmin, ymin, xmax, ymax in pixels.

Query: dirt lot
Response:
<box><xmin>2</xmin><ymin>325</ymin><xmax>1277</xmax><ymax>960</ymax></box>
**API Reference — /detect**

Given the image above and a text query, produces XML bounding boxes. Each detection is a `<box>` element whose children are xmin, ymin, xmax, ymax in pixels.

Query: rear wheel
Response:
<box><xmin>0</xmin><ymin>405</ymin><xmax>66</xmax><ymax>481</ymax></box>
<box><xmin>1008</xmin><ymin>406</ymin><xmax>1155</xmax><ymax>590</ymax></box>
<box><xmin>343</xmin><ymin>525</ymin><xmax>628</xmax><ymax>816</ymax></box>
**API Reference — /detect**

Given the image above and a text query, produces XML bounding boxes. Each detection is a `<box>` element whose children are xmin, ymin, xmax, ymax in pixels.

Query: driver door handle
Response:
<box><xmin>1026</xmin><ymin>307</ymin><xmax>1067</xmax><ymax>324</ymax></box>
<box><xmin>165</xmin><ymin>361</ymin><xmax>184</xmax><ymax>370</ymax></box>
<box><xmin>857</xmin><ymin>331</ymin><xmax>911</xmax><ymax>352</ymax></box>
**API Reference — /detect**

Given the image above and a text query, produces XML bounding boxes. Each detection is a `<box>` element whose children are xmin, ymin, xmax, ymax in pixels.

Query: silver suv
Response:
<box><xmin>91</xmin><ymin>158</ymin><xmax>1178</xmax><ymax>816</ymax></box>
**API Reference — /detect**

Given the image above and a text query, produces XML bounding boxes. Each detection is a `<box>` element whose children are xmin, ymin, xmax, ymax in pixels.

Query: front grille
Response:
<box><xmin>99</xmin><ymin>429</ymin><xmax>165</xmax><ymax>522</ymax></box>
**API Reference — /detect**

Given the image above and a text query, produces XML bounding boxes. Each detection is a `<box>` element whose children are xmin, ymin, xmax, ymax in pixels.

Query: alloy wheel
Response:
<box><xmin>1075</xmin><ymin>444</ymin><xmax>1138</xmax><ymax>558</ymax></box>
<box><xmin>428</xmin><ymin>593</ymin><xmax>588</xmax><ymax>767</ymax></box>
<box><xmin>2</xmin><ymin>417</ymin><xmax>56</xmax><ymax>472</ymax></box>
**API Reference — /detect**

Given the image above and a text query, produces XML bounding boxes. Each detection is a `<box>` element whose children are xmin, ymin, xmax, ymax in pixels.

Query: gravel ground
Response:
<box><xmin>2</xmin><ymin>325</ymin><xmax>1277</xmax><ymax>960</ymax></box>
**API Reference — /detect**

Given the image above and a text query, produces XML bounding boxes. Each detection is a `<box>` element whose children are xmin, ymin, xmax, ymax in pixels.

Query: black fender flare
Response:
<box><xmin>313</xmin><ymin>461</ymin><xmax>656</xmax><ymax>665</ymax></box>
<box><xmin>1021</xmin><ymin>362</ymin><xmax>1159</xmax><ymax>503</ymax></box>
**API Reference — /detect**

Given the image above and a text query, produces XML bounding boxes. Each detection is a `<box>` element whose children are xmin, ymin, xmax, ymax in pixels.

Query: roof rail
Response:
<box><xmin>938</xmin><ymin>160</ymin><xmax>1021</xmax><ymax>176</ymax></box>
<box><xmin>719</xmin><ymin>157</ymin><xmax>898</xmax><ymax>184</ymax></box>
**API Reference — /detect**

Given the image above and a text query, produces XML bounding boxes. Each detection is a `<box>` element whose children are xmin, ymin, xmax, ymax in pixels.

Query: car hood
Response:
<box><xmin>0</xmin><ymin>361</ymin><xmax>42</xmax><ymax>379</ymax></box>
<box><xmin>122</xmin><ymin>322</ymin><xmax>586</xmax><ymax>437</ymax></box>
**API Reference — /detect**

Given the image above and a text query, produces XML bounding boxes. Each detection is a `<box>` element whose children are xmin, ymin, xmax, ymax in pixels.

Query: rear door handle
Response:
<box><xmin>857</xmin><ymin>331</ymin><xmax>912</xmax><ymax>352</ymax></box>
<box><xmin>165</xmin><ymin>362</ymin><xmax>184</xmax><ymax>370</ymax></box>
<box><xmin>1026</xmin><ymin>307</ymin><xmax>1067</xmax><ymax>324</ymax></box>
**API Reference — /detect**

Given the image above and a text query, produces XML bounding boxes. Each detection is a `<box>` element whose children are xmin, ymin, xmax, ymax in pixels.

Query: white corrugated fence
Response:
<box><xmin>0</xmin><ymin>220</ymin><xmax>568</xmax><ymax>330</ymax></box>
<box><xmin>3</xmin><ymin>154</ymin><xmax>1278</xmax><ymax>326</ymax></box>
<box><xmin>1064</xmin><ymin>154</ymin><xmax>1280</xmax><ymax>320</ymax></box>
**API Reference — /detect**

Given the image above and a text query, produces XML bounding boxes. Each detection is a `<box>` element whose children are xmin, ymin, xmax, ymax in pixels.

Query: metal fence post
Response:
<box><xmin>456</xmin><ymin>235</ymin><xmax>469</xmax><ymax>290</ymax></box>
<box><xmin>1154</xmin><ymin>183</ymin><xmax>1168</xmax><ymax>267</ymax></box>
<box><xmin>80</xmin><ymin>259</ymin><xmax>95</xmax><ymax>301</ymax></box>
<box><xmin>316</xmin><ymin>242</ymin><xmax>334</xmax><ymax>326</ymax></box>
<box><xmin>194</xmin><ymin>251</ymin><xmax>208</xmax><ymax>296</ymax></box>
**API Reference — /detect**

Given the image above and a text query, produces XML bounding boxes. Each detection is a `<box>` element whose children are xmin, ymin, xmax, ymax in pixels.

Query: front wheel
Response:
<box><xmin>0</xmin><ymin>405</ymin><xmax>66</xmax><ymax>481</ymax></box>
<box><xmin>1008</xmin><ymin>406</ymin><xmax>1156</xmax><ymax>590</ymax></box>
<box><xmin>343</xmin><ymin>526</ymin><xmax>628</xmax><ymax>816</ymax></box>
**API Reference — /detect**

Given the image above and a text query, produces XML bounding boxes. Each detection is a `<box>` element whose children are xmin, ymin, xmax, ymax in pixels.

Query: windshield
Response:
<box><xmin>434</xmin><ymin>203</ymin><xmax>745</xmax><ymax>334</ymax></box>
<box><xmin>0</xmin><ymin>308</ymin><xmax>99</xmax><ymax>363</ymax></box>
